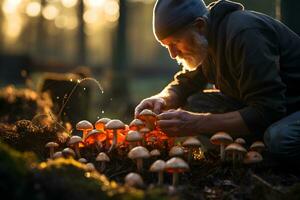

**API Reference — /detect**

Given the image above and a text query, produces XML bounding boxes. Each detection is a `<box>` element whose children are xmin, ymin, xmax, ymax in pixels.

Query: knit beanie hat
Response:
<box><xmin>153</xmin><ymin>0</ymin><xmax>208</xmax><ymax>40</ymax></box>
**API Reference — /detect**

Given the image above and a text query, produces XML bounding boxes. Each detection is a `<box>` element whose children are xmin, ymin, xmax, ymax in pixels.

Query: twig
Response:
<box><xmin>251</xmin><ymin>173</ymin><xmax>283</xmax><ymax>194</ymax></box>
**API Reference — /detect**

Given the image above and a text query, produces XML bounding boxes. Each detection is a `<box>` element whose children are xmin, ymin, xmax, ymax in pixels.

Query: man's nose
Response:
<box><xmin>168</xmin><ymin>45</ymin><xmax>178</xmax><ymax>59</ymax></box>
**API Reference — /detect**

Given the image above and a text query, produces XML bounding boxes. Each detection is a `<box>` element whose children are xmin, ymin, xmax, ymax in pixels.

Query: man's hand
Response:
<box><xmin>157</xmin><ymin>109</ymin><xmax>209</xmax><ymax>137</ymax></box>
<box><xmin>135</xmin><ymin>96</ymin><xmax>166</xmax><ymax>117</ymax></box>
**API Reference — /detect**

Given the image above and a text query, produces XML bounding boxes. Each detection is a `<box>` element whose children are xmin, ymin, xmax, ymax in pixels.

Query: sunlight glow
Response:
<box><xmin>42</xmin><ymin>5</ymin><xmax>59</xmax><ymax>20</ymax></box>
<box><xmin>62</xmin><ymin>0</ymin><xmax>78</xmax><ymax>8</ymax></box>
<box><xmin>26</xmin><ymin>2</ymin><xmax>41</xmax><ymax>17</ymax></box>
<box><xmin>2</xmin><ymin>0</ymin><xmax>22</xmax><ymax>15</ymax></box>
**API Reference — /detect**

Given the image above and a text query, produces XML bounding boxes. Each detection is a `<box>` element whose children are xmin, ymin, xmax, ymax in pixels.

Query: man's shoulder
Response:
<box><xmin>224</xmin><ymin>10</ymin><xmax>275</xmax><ymax>40</ymax></box>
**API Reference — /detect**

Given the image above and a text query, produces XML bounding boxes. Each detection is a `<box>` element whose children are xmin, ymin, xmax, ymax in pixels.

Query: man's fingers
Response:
<box><xmin>134</xmin><ymin>101</ymin><xmax>153</xmax><ymax>117</ymax></box>
<box><xmin>158</xmin><ymin>111</ymin><xmax>179</xmax><ymax>120</ymax></box>
<box><xmin>153</xmin><ymin>102</ymin><xmax>163</xmax><ymax>114</ymax></box>
<box><xmin>157</xmin><ymin>119</ymin><xmax>180</xmax><ymax>128</ymax></box>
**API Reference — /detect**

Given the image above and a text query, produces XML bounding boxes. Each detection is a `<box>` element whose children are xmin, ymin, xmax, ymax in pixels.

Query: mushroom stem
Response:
<box><xmin>220</xmin><ymin>144</ymin><xmax>225</xmax><ymax>161</ymax></box>
<box><xmin>49</xmin><ymin>147</ymin><xmax>55</xmax><ymax>159</ymax></box>
<box><xmin>172</xmin><ymin>172</ymin><xmax>179</xmax><ymax>186</ymax></box>
<box><xmin>158</xmin><ymin>171</ymin><xmax>164</xmax><ymax>185</ymax></box>
<box><xmin>83</xmin><ymin>130</ymin><xmax>88</xmax><ymax>139</ymax></box>
<box><xmin>74</xmin><ymin>145</ymin><xmax>81</xmax><ymax>158</ymax></box>
<box><xmin>100</xmin><ymin>162</ymin><xmax>106</xmax><ymax>172</ymax></box>
<box><xmin>108</xmin><ymin>130</ymin><xmax>118</xmax><ymax>153</ymax></box>
<box><xmin>188</xmin><ymin>148</ymin><xmax>193</xmax><ymax>163</ymax></box>
<box><xmin>136</xmin><ymin>158</ymin><xmax>143</xmax><ymax>173</ymax></box>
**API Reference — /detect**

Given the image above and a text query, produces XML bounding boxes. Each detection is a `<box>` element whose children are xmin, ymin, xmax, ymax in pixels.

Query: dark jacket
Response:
<box><xmin>164</xmin><ymin>0</ymin><xmax>300</xmax><ymax>134</ymax></box>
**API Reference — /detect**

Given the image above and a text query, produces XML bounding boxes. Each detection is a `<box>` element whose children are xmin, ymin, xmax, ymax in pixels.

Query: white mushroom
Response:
<box><xmin>96</xmin><ymin>152</ymin><xmax>110</xmax><ymax>172</ymax></box>
<box><xmin>76</xmin><ymin>120</ymin><xmax>93</xmax><ymax>139</ymax></box>
<box><xmin>45</xmin><ymin>142</ymin><xmax>59</xmax><ymax>159</ymax></box>
<box><xmin>243</xmin><ymin>151</ymin><xmax>263</xmax><ymax>165</ymax></box>
<box><xmin>68</xmin><ymin>136</ymin><xmax>83</xmax><ymax>158</ymax></box>
<box><xmin>249</xmin><ymin>141</ymin><xmax>265</xmax><ymax>153</ymax></box>
<box><xmin>53</xmin><ymin>151</ymin><xmax>63</xmax><ymax>159</ymax></box>
<box><xmin>150</xmin><ymin>160</ymin><xmax>166</xmax><ymax>185</ymax></box>
<box><xmin>124</xmin><ymin>173</ymin><xmax>144</xmax><ymax>188</ymax></box>
<box><xmin>78</xmin><ymin>158</ymin><xmax>88</xmax><ymax>164</ymax></box>
<box><xmin>137</xmin><ymin>109</ymin><xmax>157</xmax><ymax>130</ymax></box>
<box><xmin>210</xmin><ymin>132</ymin><xmax>233</xmax><ymax>161</ymax></box>
<box><xmin>150</xmin><ymin>149</ymin><xmax>161</xmax><ymax>158</ymax></box>
<box><xmin>225</xmin><ymin>143</ymin><xmax>247</xmax><ymax>165</ymax></box>
<box><xmin>126</xmin><ymin>130</ymin><xmax>143</xmax><ymax>149</ymax></box>
<box><xmin>182</xmin><ymin>137</ymin><xmax>201</xmax><ymax>162</ymax></box>
<box><xmin>128</xmin><ymin>146</ymin><xmax>150</xmax><ymax>172</ymax></box>
<box><xmin>169</xmin><ymin>146</ymin><xmax>185</xmax><ymax>158</ymax></box>
<box><xmin>165</xmin><ymin>157</ymin><xmax>189</xmax><ymax>186</ymax></box>
<box><xmin>62</xmin><ymin>148</ymin><xmax>76</xmax><ymax>158</ymax></box>
<box><xmin>105</xmin><ymin>119</ymin><xmax>125</xmax><ymax>152</ymax></box>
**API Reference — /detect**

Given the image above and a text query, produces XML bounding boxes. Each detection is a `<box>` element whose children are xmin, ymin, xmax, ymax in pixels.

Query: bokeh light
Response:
<box><xmin>62</xmin><ymin>0</ymin><xmax>78</xmax><ymax>8</ymax></box>
<box><xmin>26</xmin><ymin>1</ymin><xmax>42</xmax><ymax>17</ymax></box>
<box><xmin>42</xmin><ymin>4</ymin><xmax>59</xmax><ymax>20</ymax></box>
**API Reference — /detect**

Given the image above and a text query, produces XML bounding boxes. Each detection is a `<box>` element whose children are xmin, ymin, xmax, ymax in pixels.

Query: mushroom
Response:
<box><xmin>78</xmin><ymin>158</ymin><xmax>88</xmax><ymax>164</ymax></box>
<box><xmin>126</xmin><ymin>130</ymin><xmax>143</xmax><ymax>149</ymax></box>
<box><xmin>105</xmin><ymin>119</ymin><xmax>125</xmax><ymax>152</ymax></box>
<box><xmin>137</xmin><ymin>109</ymin><xmax>157</xmax><ymax>130</ymax></box>
<box><xmin>45</xmin><ymin>142</ymin><xmax>59</xmax><ymax>159</ymax></box>
<box><xmin>85</xmin><ymin>129</ymin><xmax>106</xmax><ymax>152</ymax></box>
<box><xmin>150</xmin><ymin>149</ymin><xmax>161</xmax><ymax>158</ymax></box>
<box><xmin>86</xmin><ymin>163</ymin><xmax>96</xmax><ymax>172</ymax></box>
<box><xmin>62</xmin><ymin>148</ymin><xmax>76</xmax><ymax>158</ymax></box>
<box><xmin>169</xmin><ymin>146</ymin><xmax>185</xmax><ymax>158</ymax></box>
<box><xmin>125</xmin><ymin>173</ymin><xmax>144</xmax><ymax>188</ymax></box>
<box><xmin>243</xmin><ymin>151</ymin><xmax>263</xmax><ymax>165</ymax></box>
<box><xmin>249</xmin><ymin>141</ymin><xmax>265</xmax><ymax>153</ymax></box>
<box><xmin>68</xmin><ymin>136</ymin><xmax>83</xmax><ymax>158</ymax></box>
<box><xmin>76</xmin><ymin>120</ymin><xmax>93</xmax><ymax>139</ymax></box>
<box><xmin>140</xmin><ymin>127</ymin><xmax>150</xmax><ymax>145</ymax></box>
<box><xmin>96</xmin><ymin>152</ymin><xmax>110</xmax><ymax>172</ymax></box>
<box><xmin>210</xmin><ymin>132</ymin><xmax>233</xmax><ymax>161</ymax></box>
<box><xmin>165</xmin><ymin>157</ymin><xmax>189</xmax><ymax>186</ymax></box>
<box><xmin>53</xmin><ymin>151</ymin><xmax>63</xmax><ymax>159</ymax></box>
<box><xmin>128</xmin><ymin>146</ymin><xmax>150</xmax><ymax>172</ymax></box>
<box><xmin>234</xmin><ymin>138</ymin><xmax>246</xmax><ymax>146</ymax></box>
<box><xmin>149</xmin><ymin>160</ymin><xmax>166</xmax><ymax>185</ymax></box>
<box><xmin>182</xmin><ymin>137</ymin><xmax>202</xmax><ymax>163</ymax></box>
<box><xmin>95</xmin><ymin>118</ymin><xmax>111</xmax><ymax>131</ymax></box>
<box><xmin>225</xmin><ymin>143</ymin><xmax>247</xmax><ymax>165</ymax></box>
<box><xmin>129</xmin><ymin>119</ymin><xmax>145</xmax><ymax>131</ymax></box>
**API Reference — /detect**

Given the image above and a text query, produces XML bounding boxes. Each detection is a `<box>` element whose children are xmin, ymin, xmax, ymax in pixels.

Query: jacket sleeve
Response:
<box><xmin>227</xmin><ymin>28</ymin><xmax>287</xmax><ymax>134</ymax></box>
<box><xmin>160</xmin><ymin>67</ymin><xmax>208</xmax><ymax>106</ymax></box>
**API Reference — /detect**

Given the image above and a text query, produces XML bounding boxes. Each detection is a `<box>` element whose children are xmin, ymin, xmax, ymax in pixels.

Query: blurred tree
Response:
<box><xmin>77</xmin><ymin>0</ymin><xmax>86</xmax><ymax>65</ymax></box>
<box><xmin>281</xmin><ymin>0</ymin><xmax>300</xmax><ymax>36</ymax></box>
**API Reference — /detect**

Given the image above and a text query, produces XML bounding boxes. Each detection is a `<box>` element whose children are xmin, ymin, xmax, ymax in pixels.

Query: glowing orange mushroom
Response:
<box><xmin>76</xmin><ymin>120</ymin><xmax>93</xmax><ymax>139</ymax></box>
<box><xmin>85</xmin><ymin>129</ymin><xmax>106</xmax><ymax>152</ymax></box>
<box><xmin>137</xmin><ymin>109</ymin><xmax>157</xmax><ymax>131</ymax></box>
<box><xmin>95</xmin><ymin>118</ymin><xmax>111</xmax><ymax>131</ymax></box>
<box><xmin>105</xmin><ymin>119</ymin><xmax>125</xmax><ymax>152</ymax></box>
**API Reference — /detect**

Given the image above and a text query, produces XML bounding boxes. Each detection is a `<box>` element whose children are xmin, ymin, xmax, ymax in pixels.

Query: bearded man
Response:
<box><xmin>135</xmin><ymin>0</ymin><xmax>300</xmax><ymax>162</ymax></box>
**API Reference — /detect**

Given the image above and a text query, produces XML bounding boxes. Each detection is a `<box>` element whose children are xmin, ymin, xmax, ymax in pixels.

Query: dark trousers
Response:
<box><xmin>185</xmin><ymin>92</ymin><xmax>300</xmax><ymax>161</ymax></box>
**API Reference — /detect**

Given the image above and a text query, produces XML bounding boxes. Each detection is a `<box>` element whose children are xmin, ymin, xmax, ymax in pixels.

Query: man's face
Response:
<box><xmin>160</xmin><ymin>27</ymin><xmax>208</xmax><ymax>71</ymax></box>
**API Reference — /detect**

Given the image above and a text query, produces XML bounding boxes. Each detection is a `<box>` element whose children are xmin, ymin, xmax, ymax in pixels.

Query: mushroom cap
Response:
<box><xmin>86</xmin><ymin>163</ymin><xmax>96</xmax><ymax>171</ymax></box>
<box><xmin>85</xmin><ymin>129</ymin><xmax>106</xmax><ymax>144</ymax></box>
<box><xmin>169</xmin><ymin>146</ymin><xmax>185</xmax><ymax>157</ymax></box>
<box><xmin>249</xmin><ymin>141</ymin><xmax>265</xmax><ymax>152</ymax></box>
<box><xmin>225</xmin><ymin>143</ymin><xmax>247</xmax><ymax>154</ymax></box>
<box><xmin>234</xmin><ymin>138</ymin><xmax>246</xmax><ymax>145</ymax></box>
<box><xmin>96</xmin><ymin>152</ymin><xmax>110</xmax><ymax>162</ymax></box>
<box><xmin>129</xmin><ymin>119</ymin><xmax>145</xmax><ymax>129</ymax></box>
<box><xmin>243</xmin><ymin>151</ymin><xmax>263</xmax><ymax>164</ymax></box>
<box><xmin>68</xmin><ymin>136</ymin><xmax>83</xmax><ymax>145</ymax></box>
<box><xmin>45</xmin><ymin>142</ymin><xmax>59</xmax><ymax>148</ymax></box>
<box><xmin>76</xmin><ymin>120</ymin><xmax>93</xmax><ymax>130</ymax></box>
<box><xmin>78</xmin><ymin>158</ymin><xmax>88</xmax><ymax>163</ymax></box>
<box><xmin>139</xmin><ymin>109</ymin><xmax>157</xmax><ymax>117</ymax></box>
<box><xmin>125</xmin><ymin>173</ymin><xmax>144</xmax><ymax>188</ymax></box>
<box><xmin>182</xmin><ymin>137</ymin><xmax>201</xmax><ymax>147</ymax></box>
<box><xmin>62</xmin><ymin>148</ymin><xmax>76</xmax><ymax>158</ymax></box>
<box><xmin>128</xmin><ymin>146</ymin><xmax>150</xmax><ymax>160</ymax></box>
<box><xmin>95</xmin><ymin>118</ymin><xmax>111</xmax><ymax>130</ymax></box>
<box><xmin>139</xmin><ymin>127</ymin><xmax>150</xmax><ymax>134</ymax></box>
<box><xmin>165</xmin><ymin>157</ymin><xmax>189</xmax><ymax>173</ymax></box>
<box><xmin>126</xmin><ymin>130</ymin><xmax>143</xmax><ymax>142</ymax></box>
<box><xmin>210</xmin><ymin>132</ymin><xmax>233</xmax><ymax>145</ymax></box>
<box><xmin>150</xmin><ymin>160</ymin><xmax>166</xmax><ymax>172</ymax></box>
<box><xmin>105</xmin><ymin>119</ymin><xmax>125</xmax><ymax>130</ymax></box>
<box><xmin>53</xmin><ymin>151</ymin><xmax>63</xmax><ymax>159</ymax></box>
<box><xmin>150</xmin><ymin>149</ymin><xmax>161</xmax><ymax>157</ymax></box>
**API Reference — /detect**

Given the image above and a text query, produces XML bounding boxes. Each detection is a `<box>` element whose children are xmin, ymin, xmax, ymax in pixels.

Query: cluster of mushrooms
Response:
<box><xmin>45</xmin><ymin>109</ymin><xmax>265</xmax><ymax>188</ymax></box>
<box><xmin>210</xmin><ymin>131</ymin><xmax>265</xmax><ymax>165</ymax></box>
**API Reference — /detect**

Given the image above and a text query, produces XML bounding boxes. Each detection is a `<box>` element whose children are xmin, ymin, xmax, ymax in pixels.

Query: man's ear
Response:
<box><xmin>193</xmin><ymin>17</ymin><xmax>207</xmax><ymax>34</ymax></box>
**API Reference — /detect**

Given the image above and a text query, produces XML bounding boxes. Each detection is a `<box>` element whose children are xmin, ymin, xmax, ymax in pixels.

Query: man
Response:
<box><xmin>135</xmin><ymin>0</ymin><xmax>300</xmax><ymax>162</ymax></box>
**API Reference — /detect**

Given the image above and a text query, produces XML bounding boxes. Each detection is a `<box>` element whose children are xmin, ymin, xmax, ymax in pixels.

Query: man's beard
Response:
<box><xmin>176</xmin><ymin>34</ymin><xmax>208</xmax><ymax>71</ymax></box>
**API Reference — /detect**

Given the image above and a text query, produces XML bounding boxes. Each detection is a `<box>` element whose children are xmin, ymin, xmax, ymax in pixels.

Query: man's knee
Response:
<box><xmin>264</xmin><ymin>123</ymin><xmax>286</xmax><ymax>156</ymax></box>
